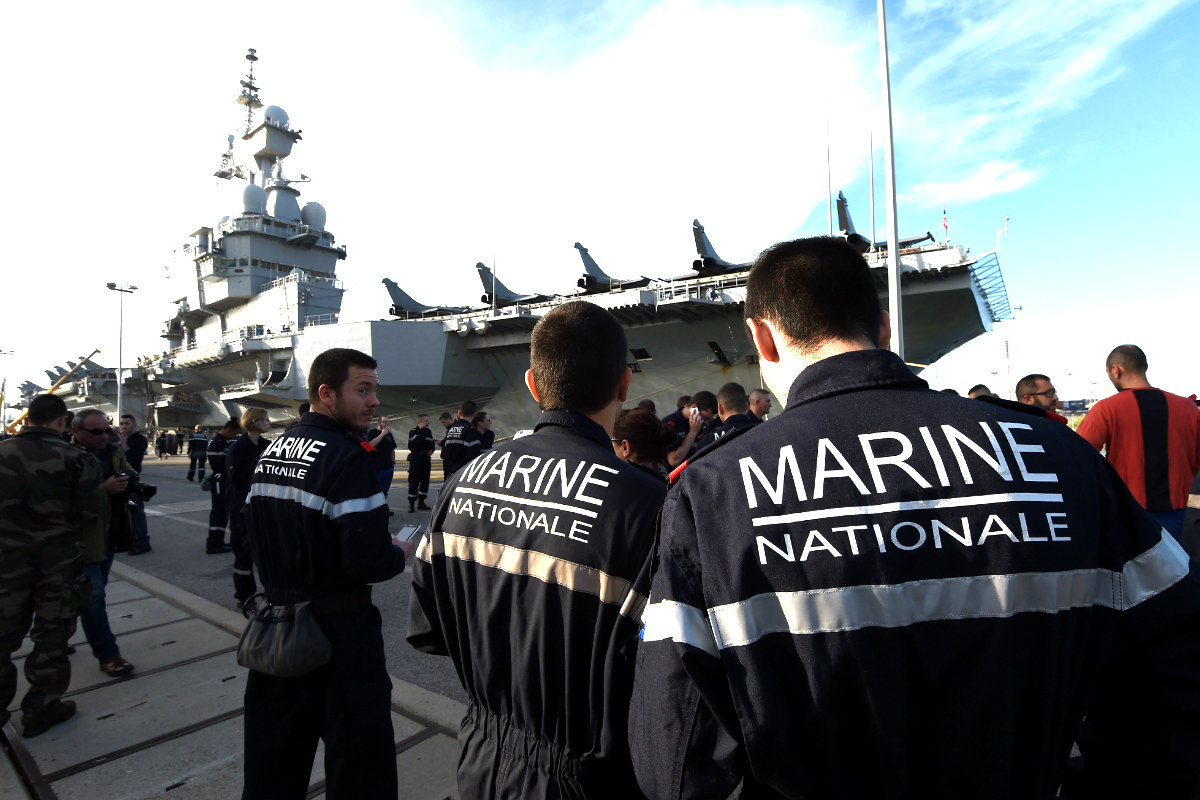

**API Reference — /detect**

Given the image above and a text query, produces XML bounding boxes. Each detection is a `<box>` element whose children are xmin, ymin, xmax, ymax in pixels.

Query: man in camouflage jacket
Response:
<box><xmin>0</xmin><ymin>394</ymin><xmax>106</xmax><ymax>737</ymax></box>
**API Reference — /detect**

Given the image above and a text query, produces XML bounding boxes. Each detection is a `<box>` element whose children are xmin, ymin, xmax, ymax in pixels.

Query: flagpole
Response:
<box><xmin>878</xmin><ymin>0</ymin><xmax>903</xmax><ymax>359</ymax></box>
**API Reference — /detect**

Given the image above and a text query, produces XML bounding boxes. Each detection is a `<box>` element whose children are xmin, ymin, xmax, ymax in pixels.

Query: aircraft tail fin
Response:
<box><xmin>381</xmin><ymin>277</ymin><xmax>432</xmax><ymax>313</ymax></box>
<box><xmin>476</xmin><ymin>263</ymin><xmax>525</xmax><ymax>305</ymax></box>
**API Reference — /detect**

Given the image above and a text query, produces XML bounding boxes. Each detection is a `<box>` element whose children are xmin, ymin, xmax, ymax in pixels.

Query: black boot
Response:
<box><xmin>409</xmin><ymin>501</ymin><xmax>416</xmax><ymax>513</ymax></box>
<box><xmin>418</xmin><ymin>499</ymin><xmax>431</xmax><ymax>511</ymax></box>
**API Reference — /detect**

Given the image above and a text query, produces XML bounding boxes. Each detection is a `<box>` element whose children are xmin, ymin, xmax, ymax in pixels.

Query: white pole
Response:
<box><xmin>878</xmin><ymin>0</ymin><xmax>903</xmax><ymax>359</ymax></box>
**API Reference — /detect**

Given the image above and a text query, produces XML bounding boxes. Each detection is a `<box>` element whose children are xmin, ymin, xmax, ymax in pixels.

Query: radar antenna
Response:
<box><xmin>237</xmin><ymin>48</ymin><xmax>263</xmax><ymax>136</ymax></box>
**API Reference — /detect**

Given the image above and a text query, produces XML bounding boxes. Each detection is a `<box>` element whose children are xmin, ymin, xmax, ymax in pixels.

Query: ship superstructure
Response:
<box><xmin>19</xmin><ymin>51</ymin><xmax>1011</xmax><ymax>438</ymax></box>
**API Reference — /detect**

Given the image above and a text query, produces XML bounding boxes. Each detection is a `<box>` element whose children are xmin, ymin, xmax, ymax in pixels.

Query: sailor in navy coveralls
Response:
<box><xmin>630</xmin><ymin>237</ymin><xmax>1200</xmax><ymax>799</ymax></box>
<box><xmin>409</xmin><ymin>302</ymin><xmax>667</xmax><ymax>799</ymax></box>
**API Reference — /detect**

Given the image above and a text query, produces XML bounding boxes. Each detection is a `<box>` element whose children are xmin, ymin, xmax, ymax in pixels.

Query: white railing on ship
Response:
<box><xmin>222</xmin><ymin>380</ymin><xmax>259</xmax><ymax>394</ymax></box>
<box><xmin>304</xmin><ymin>313</ymin><xmax>339</xmax><ymax>327</ymax></box>
<box><xmin>263</xmin><ymin>271</ymin><xmax>344</xmax><ymax>292</ymax></box>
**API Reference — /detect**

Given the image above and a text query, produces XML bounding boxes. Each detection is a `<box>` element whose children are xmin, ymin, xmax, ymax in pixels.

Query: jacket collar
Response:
<box><xmin>785</xmin><ymin>349</ymin><xmax>927</xmax><ymax>410</ymax></box>
<box><xmin>533</xmin><ymin>410</ymin><xmax>612</xmax><ymax>449</ymax></box>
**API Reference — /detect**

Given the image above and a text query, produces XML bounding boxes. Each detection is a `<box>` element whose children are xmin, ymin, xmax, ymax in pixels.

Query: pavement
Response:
<box><xmin>0</xmin><ymin>458</ymin><xmax>466</xmax><ymax>800</ymax></box>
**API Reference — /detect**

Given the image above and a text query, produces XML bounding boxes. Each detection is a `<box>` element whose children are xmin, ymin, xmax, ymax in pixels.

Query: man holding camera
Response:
<box><xmin>71</xmin><ymin>409</ymin><xmax>136</xmax><ymax>677</ymax></box>
<box><xmin>119</xmin><ymin>413</ymin><xmax>152</xmax><ymax>555</ymax></box>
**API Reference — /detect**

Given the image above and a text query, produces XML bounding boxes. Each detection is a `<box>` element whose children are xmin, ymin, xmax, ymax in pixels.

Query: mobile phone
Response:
<box><xmin>397</xmin><ymin>524</ymin><xmax>422</xmax><ymax>541</ymax></box>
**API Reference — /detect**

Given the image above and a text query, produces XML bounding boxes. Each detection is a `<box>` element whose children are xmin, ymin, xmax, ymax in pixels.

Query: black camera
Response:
<box><xmin>121</xmin><ymin>471</ymin><xmax>158</xmax><ymax>503</ymax></box>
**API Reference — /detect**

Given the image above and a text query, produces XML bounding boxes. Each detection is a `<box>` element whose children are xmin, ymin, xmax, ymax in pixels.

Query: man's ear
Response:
<box><xmin>746</xmin><ymin>317</ymin><xmax>781</xmax><ymax>364</ymax></box>
<box><xmin>878</xmin><ymin>311</ymin><xmax>892</xmax><ymax>351</ymax></box>
<box><xmin>524</xmin><ymin>369</ymin><xmax>540</xmax><ymax>403</ymax></box>
<box><xmin>317</xmin><ymin>383</ymin><xmax>337</xmax><ymax>406</ymax></box>
<box><xmin>616</xmin><ymin>367</ymin><xmax>632</xmax><ymax>403</ymax></box>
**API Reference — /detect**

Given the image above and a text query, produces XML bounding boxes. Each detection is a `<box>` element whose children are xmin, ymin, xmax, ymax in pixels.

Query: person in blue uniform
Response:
<box><xmin>406</xmin><ymin>414</ymin><xmax>435</xmax><ymax>513</ymax></box>
<box><xmin>630</xmin><ymin>236</ymin><xmax>1200</xmax><ymax>799</ymax></box>
<box><xmin>408</xmin><ymin>301</ymin><xmax>668</xmax><ymax>799</ymax></box>
<box><xmin>204</xmin><ymin>419</ymin><xmax>240</xmax><ymax>554</ymax></box>
<box><xmin>186</xmin><ymin>425</ymin><xmax>208</xmax><ymax>481</ymax></box>
<box><xmin>226</xmin><ymin>407</ymin><xmax>271</xmax><ymax>608</ymax></box>
<box><xmin>242</xmin><ymin>348</ymin><xmax>414</xmax><ymax>800</ymax></box>
<box><xmin>439</xmin><ymin>400</ymin><xmax>478</xmax><ymax>479</ymax></box>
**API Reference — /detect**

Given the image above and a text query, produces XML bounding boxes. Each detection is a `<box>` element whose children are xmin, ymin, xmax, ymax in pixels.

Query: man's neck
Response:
<box><xmin>1118</xmin><ymin>375</ymin><xmax>1152</xmax><ymax>391</ymax></box>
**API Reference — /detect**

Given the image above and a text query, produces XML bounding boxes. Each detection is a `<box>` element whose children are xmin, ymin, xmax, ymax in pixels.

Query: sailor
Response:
<box><xmin>226</xmin><ymin>407</ymin><xmax>271</xmax><ymax>608</ymax></box>
<box><xmin>439</xmin><ymin>400</ymin><xmax>478</xmax><ymax>479</ymax></box>
<box><xmin>242</xmin><ymin>347</ymin><xmax>413</xmax><ymax>799</ymax></box>
<box><xmin>204</xmin><ymin>419</ymin><xmax>240</xmax><ymax>554</ymax></box>
<box><xmin>704</xmin><ymin>381</ymin><xmax>758</xmax><ymax>444</ymax></box>
<box><xmin>406</xmin><ymin>414</ymin><xmax>435</xmax><ymax>513</ymax></box>
<box><xmin>408</xmin><ymin>301</ymin><xmax>667</xmax><ymax>798</ymax></box>
<box><xmin>746</xmin><ymin>387</ymin><xmax>772</xmax><ymax>422</ymax></box>
<box><xmin>186</xmin><ymin>425</ymin><xmax>209</xmax><ymax>481</ymax></box>
<box><xmin>629</xmin><ymin>236</ymin><xmax>1200</xmax><ymax>798</ymax></box>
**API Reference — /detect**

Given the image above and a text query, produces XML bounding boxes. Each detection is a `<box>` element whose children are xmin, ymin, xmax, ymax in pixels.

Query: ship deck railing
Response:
<box><xmin>263</xmin><ymin>270</ymin><xmax>343</xmax><ymax>293</ymax></box>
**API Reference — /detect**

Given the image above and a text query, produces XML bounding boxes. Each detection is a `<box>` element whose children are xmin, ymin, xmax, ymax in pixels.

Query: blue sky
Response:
<box><xmin>1</xmin><ymin>0</ymin><xmax>1196</xmax><ymax>411</ymax></box>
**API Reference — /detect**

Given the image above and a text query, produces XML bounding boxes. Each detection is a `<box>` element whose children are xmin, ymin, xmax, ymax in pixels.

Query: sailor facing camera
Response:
<box><xmin>408</xmin><ymin>301</ymin><xmax>667</xmax><ymax>799</ymax></box>
<box><xmin>629</xmin><ymin>237</ymin><xmax>1200</xmax><ymax>799</ymax></box>
<box><xmin>242</xmin><ymin>347</ymin><xmax>413</xmax><ymax>800</ymax></box>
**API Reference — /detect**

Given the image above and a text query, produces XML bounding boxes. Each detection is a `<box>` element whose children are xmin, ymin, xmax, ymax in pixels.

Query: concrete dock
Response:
<box><xmin>1</xmin><ymin>519</ymin><xmax>464</xmax><ymax>799</ymax></box>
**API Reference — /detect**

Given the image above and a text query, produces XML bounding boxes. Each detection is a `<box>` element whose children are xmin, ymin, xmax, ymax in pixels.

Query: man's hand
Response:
<box><xmin>392</xmin><ymin>535</ymin><xmax>416</xmax><ymax>558</ymax></box>
<box><xmin>103</xmin><ymin>475</ymin><xmax>130</xmax><ymax>495</ymax></box>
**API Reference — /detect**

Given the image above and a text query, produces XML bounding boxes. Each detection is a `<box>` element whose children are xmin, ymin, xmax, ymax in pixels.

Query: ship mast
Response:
<box><xmin>238</xmin><ymin>48</ymin><xmax>263</xmax><ymax>136</ymax></box>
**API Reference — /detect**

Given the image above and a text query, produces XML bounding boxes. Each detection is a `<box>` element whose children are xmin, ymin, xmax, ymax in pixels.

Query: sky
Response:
<box><xmin>1</xmin><ymin>0</ymin><xmax>1197</xmax><ymax>410</ymax></box>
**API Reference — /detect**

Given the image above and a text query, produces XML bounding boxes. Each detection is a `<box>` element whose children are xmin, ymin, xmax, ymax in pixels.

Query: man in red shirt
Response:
<box><xmin>1077</xmin><ymin>344</ymin><xmax>1200</xmax><ymax>539</ymax></box>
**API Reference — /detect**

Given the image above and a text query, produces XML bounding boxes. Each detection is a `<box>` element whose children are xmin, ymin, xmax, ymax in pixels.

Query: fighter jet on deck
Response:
<box><xmin>574</xmin><ymin>243</ymin><xmax>650</xmax><ymax>293</ymax></box>
<box><xmin>382</xmin><ymin>278</ymin><xmax>469</xmax><ymax>317</ymax></box>
<box><xmin>476</xmin><ymin>263</ymin><xmax>554</xmax><ymax>307</ymax></box>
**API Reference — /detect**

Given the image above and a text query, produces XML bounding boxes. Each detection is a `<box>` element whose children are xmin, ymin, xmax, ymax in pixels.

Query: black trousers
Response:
<box><xmin>408</xmin><ymin>457</ymin><xmax>431</xmax><ymax>502</ymax></box>
<box><xmin>208</xmin><ymin>482</ymin><xmax>228</xmax><ymax>549</ymax></box>
<box><xmin>242</xmin><ymin>604</ymin><xmax>397</xmax><ymax>800</ymax></box>
<box><xmin>229</xmin><ymin>507</ymin><xmax>257</xmax><ymax>602</ymax></box>
<box><xmin>188</xmin><ymin>452</ymin><xmax>206</xmax><ymax>480</ymax></box>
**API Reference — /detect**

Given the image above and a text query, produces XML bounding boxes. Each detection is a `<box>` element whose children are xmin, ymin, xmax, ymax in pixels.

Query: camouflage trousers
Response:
<box><xmin>0</xmin><ymin>534</ymin><xmax>86</xmax><ymax>726</ymax></box>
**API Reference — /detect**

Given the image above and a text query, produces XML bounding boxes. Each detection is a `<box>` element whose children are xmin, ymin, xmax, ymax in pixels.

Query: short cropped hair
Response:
<box><xmin>471</xmin><ymin>411</ymin><xmax>489</xmax><ymax>426</ymax></box>
<box><xmin>28</xmin><ymin>394</ymin><xmax>68</xmax><ymax>427</ymax></box>
<box><xmin>745</xmin><ymin>237</ymin><xmax>881</xmax><ymax>351</ymax></box>
<box><xmin>241</xmin><ymin>407</ymin><xmax>269</xmax><ymax>430</ymax></box>
<box><xmin>439</xmin><ymin>412</ymin><xmax>453</xmax><ymax>424</ymax></box>
<box><xmin>967</xmin><ymin>384</ymin><xmax>993</xmax><ymax>398</ymax></box>
<box><xmin>692</xmin><ymin>390</ymin><xmax>718</xmax><ymax>414</ymax></box>
<box><xmin>307</xmin><ymin>348</ymin><xmax>378</xmax><ymax>406</ymax></box>
<box><xmin>120</xmin><ymin>413</ymin><xmax>136</xmax><ymax>424</ymax></box>
<box><xmin>676</xmin><ymin>395</ymin><xmax>692</xmax><ymax>410</ymax></box>
<box><xmin>1015</xmin><ymin>374</ymin><xmax>1050</xmax><ymax>399</ymax></box>
<box><xmin>529</xmin><ymin>302</ymin><xmax>627</xmax><ymax>415</ymax></box>
<box><xmin>1107</xmin><ymin>344</ymin><xmax>1148</xmax><ymax>374</ymax></box>
<box><xmin>458</xmin><ymin>400</ymin><xmax>478</xmax><ymax>418</ymax></box>
<box><xmin>220</xmin><ymin>417</ymin><xmax>243</xmax><ymax>437</ymax></box>
<box><xmin>717</xmin><ymin>382</ymin><xmax>748</xmax><ymax>414</ymax></box>
<box><xmin>73</xmin><ymin>408</ymin><xmax>107</xmax><ymax>430</ymax></box>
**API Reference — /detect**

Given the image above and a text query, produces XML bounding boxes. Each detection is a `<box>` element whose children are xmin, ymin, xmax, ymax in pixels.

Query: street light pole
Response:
<box><xmin>0</xmin><ymin>350</ymin><xmax>12</xmax><ymax>432</ymax></box>
<box><xmin>106</xmin><ymin>283</ymin><xmax>138</xmax><ymax>425</ymax></box>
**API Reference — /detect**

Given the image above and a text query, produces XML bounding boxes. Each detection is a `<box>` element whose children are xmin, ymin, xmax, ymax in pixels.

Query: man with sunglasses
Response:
<box><xmin>71</xmin><ymin>409</ymin><xmax>136</xmax><ymax>678</ymax></box>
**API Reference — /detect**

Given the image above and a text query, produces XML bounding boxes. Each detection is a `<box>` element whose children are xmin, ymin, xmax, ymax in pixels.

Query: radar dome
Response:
<box><xmin>243</xmin><ymin>184</ymin><xmax>267</xmax><ymax>215</ymax></box>
<box><xmin>301</xmin><ymin>202</ymin><xmax>327</xmax><ymax>231</ymax></box>
<box><xmin>263</xmin><ymin>106</ymin><xmax>290</xmax><ymax>130</ymax></box>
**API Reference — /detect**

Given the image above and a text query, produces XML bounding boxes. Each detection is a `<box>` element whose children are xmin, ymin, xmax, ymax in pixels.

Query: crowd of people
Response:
<box><xmin>2</xmin><ymin>234</ymin><xmax>1199</xmax><ymax>798</ymax></box>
